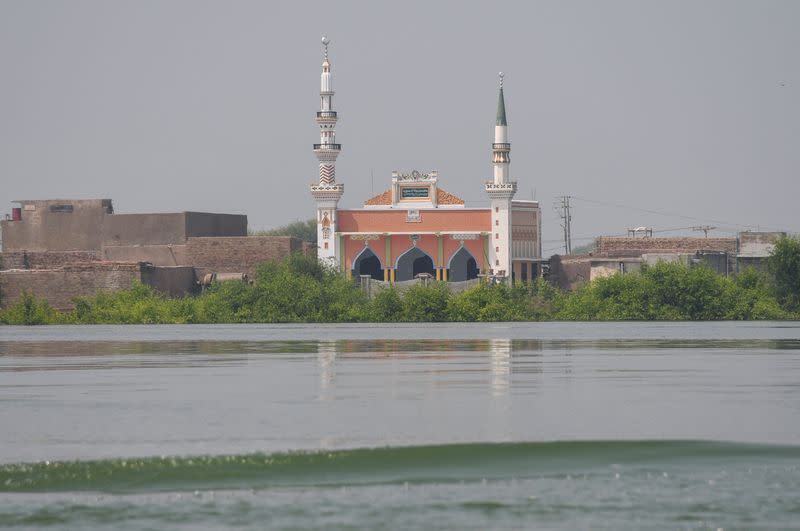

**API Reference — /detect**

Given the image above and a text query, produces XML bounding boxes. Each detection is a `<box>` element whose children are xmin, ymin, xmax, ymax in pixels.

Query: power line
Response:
<box><xmin>691</xmin><ymin>225</ymin><xmax>716</xmax><ymax>238</ymax></box>
<box><xmin>570</xmin><ymin>195</ymin><xmax>786</xmax><ymax>233</ymax></box>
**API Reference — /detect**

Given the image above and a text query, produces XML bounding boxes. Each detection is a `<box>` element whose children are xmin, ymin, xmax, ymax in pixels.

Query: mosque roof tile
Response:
<box><xmin>364</xmin><ymin>190</ymin><xmax>393</xmax><ymax>205</ymax></box>
<box><xmin>437</xmin><ymin>188</ymin><xmax>465</xmax><ymax>205</ymax></box>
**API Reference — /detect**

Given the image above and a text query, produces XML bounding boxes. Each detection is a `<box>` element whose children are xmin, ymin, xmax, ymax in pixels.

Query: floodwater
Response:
<box><xmin>0</xmin><ymin>322</ymin><xmax>799</xmax><ymax>529</ymax></box>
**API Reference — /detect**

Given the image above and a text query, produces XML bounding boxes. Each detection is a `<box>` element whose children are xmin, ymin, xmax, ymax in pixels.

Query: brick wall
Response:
<box><xmin>0</xmin><ymin>251</ymin><xmax>101</xmax><ymax>270</ymax></box>
<box><xmin>186</xmin><ymin>236</ymin><xmax>303</xmax><ymax>278</ymax></box>
<box><xmin>139</xmin><ymin>266</ymin><xmax>197</xmax><ymax>297</ymax></box>
<box><xmin>101</xmin><ymin>245</ymin><xmax>188</xmax><ymax>266</ymax></box>
<box><xmin>0</xmin><ymin>263</ymin><xmax>197</xmax><ymax>310</ymax></box>
<box><xmin>548</xmin><ymin>255</ymin><xmax>592</xmax><ymax>291</ymax></box>
<box><xmin>595</xmin><ymin>237</ymin><xmax>736</xmax><ymax>257</ymax></box>
<box><xmin>0</xmin><ymin>263</ymin><xmax>140</xmax><ymax>310</ymax></box>
<box><xmin>0</xmin><ymin>199</ymin><xmax>112</xmax><ymax>252</ymax></box>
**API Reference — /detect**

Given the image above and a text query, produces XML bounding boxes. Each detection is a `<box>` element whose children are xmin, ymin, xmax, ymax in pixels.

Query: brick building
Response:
<box><xmin>548</xmin><ymin>233</ymin><xmax>784</xmax><ymax>291</ymax></box>
<box><xmin>0</xmin><ymin>199</ymin><xmax>303</xmax><ymax>310</ymax></box>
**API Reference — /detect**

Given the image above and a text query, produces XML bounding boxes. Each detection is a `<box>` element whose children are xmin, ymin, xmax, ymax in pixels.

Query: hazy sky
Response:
<box><xmin>1</xmin><ymin>1</ymin><xmax>798</xmax><ymax>253</ymax></box>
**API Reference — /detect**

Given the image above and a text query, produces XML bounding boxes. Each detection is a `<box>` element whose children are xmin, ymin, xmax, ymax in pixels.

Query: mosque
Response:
<box><xmin>310</xmin><ymin>37</ymin><xmax>542</xmax><ymax>284</ymax></box>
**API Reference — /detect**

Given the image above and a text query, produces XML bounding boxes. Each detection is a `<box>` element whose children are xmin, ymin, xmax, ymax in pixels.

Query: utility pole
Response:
<box><xmin>691</xmin><ymin>225</ymin><xmax>716</xmax><ymax>238</ymax></box>
<box><xmin>555</xmin><ymin>195</ymin><xmax>572</xmax><ymax>255</ymax></box>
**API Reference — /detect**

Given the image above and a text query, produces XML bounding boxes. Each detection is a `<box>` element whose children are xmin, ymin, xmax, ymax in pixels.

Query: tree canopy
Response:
<box><xmin>251</xmin><ymin>219</ymin><xmax>317</xmax><ymax>244</ymax></box>
<box><xmin>768</xmin><ymin>235</ymin><xmax>800</xmax><ymax>311</ymax></box>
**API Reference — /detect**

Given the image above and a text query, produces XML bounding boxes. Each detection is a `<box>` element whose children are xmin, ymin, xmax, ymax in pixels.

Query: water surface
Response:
<box><xmin>1</xmin><ymin>322</ymin><xmax>798</xmax><ymax>529</ymax></box>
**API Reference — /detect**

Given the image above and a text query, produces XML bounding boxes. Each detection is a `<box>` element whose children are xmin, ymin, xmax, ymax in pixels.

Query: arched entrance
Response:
<box><xmin>448</xmin><ymin>246</ymin><xmax>479</xmax><ymax>282</ymax></box>
<box><xmin>352</xmin><ymin>247</ymin><xmax>384</xmax><ymax>281</ymax></box>
<box><xmin>395</xmin><ymin>246</ymin><xmax>435</xmax><ymax>281</ymax></box>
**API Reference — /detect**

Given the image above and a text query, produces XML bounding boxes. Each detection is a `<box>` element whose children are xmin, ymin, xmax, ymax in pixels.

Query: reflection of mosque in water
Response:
<box><xmin>315</xmin><ymin>338</ymin><xmax>545</xmax><ymax>400</ymax></box>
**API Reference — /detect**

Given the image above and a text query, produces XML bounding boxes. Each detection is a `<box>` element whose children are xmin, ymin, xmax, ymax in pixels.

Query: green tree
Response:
<box><xmin>0</xmin><ymin>291</ymin><xmax>64</xmax><ymax>325</ymax></box>
<box><xmin>402</xmin><ymin>283</ymin><xmax>451</xmax><ymax>322</ymax></box>
<box><xmin>447</xmin><ymin>283</ymin><xmax>531</xmax><ymax>321</ymax></box>
<box><xmin>768</xmin><ymin>236</ymin><xmax>800</xmax><ymax>312</ymax></box>
<box><xmin>370</xmin><ymin>288</ymin><xmax>403</xmax><ymax>322</ymax></box>
<box><xmin>252</xmin><ymin>219</ymin><xmax>317</xmax><ymax>244</ymax></box>
<box><xmin>721</xmin><ymin>268</ymin><xmax>787</xmax><ymax>320</ymax></box>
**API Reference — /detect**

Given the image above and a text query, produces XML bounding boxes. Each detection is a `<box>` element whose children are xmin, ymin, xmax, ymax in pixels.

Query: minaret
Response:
<box><xmin>485</xmin><ymin>72</ymin><xmax>517</xmax><ymax>279</ymax></box>
<box><xmin>311</xmin><ymin>35</ymin><xmax>344</xmax><ymax>265</ymax></box>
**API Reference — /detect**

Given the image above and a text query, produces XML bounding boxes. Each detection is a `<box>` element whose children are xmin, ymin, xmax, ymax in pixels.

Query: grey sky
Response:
<box><xmin>1</xmin><ymin>0</ymin><xmax>798</xmax><ymax>252</ymax></box>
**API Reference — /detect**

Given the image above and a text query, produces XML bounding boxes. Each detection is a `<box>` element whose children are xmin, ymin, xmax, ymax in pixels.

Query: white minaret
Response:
<box><xmin>485</xmin><ymin>72</ymin><xmax>517</xmax><ymax>279</ymax></box>
<box><xmin>311</xmin><ymin>36</ymin><xmax>344</xmax><ymax>265</ymax></box>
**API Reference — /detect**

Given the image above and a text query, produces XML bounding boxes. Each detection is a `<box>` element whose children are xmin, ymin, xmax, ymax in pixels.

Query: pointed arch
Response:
<box><xmin>352</xmin><ymin>245</ymin><xmax>384</xmax><ymax>281</ymax></box>
<box><xmin>395</xmin><ymin>246</ymin><xmax>435</xmax><ymax>281</ymax></box>
<box><xmin>447</xmin><ymin>245</ymin><xmax>479</xmax><ymax>282</ymax></box>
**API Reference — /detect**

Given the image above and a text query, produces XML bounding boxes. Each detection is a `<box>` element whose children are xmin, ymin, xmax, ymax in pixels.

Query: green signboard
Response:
<box><xmin>401</xmin><ymin>187</ymin><xmax>429</xmax><ymax>199</ymax></box>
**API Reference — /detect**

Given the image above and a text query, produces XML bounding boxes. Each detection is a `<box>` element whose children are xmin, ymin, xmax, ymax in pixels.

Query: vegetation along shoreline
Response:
<box><xmin>2</xmin><ymin>236</ymin><xmax>798</xmax><ymax>325</ymax></box>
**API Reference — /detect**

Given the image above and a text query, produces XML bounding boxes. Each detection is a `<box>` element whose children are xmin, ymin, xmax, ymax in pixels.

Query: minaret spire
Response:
<box><xmin>492</xmin><ymin>72</ymin><xmax>511</xmax><ymax>183</ymax></box>
<box><xmin>315</xmin><ymin>35</ymin><xmax>340</xmax><ymax>185</ymax></box>
<box><xmin>311</xmin><ymin>35</ymin><xmax>344</xmax><ymax>266</ymax></box>
<box><xmin>485</xmin><ymin>72</ymin><xmax>517</xmax><ymax>279</ymax></box>
<box><xmin>496</xmin><ymin>72</ymin><xmax>507</xmax><ymax>126</ymax></box>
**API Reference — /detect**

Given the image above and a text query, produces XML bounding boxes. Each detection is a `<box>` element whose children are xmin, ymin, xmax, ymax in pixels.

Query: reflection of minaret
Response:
<box><xmin>485</xmin><ymin>73</ymin><xmax>517</xmax><ymax>279</ymax></box>
<box><xmin>311</xmin><ymin>36</ymin><xmax>345</xmax><ymax>265</ymax></box>
<box><xmin>486</xmin><ymin>338</ymin><xmax>512</xmax><ymax>442</ymax></box>
<box><xmin>317</xmin><ymin>339</ymin><xmax>338</xmax><ymax>400</ymax></box>
<box><xmin>489</xmin><ymin>338</ymin><xmax>512</xmax><ymax>397</ymax></box>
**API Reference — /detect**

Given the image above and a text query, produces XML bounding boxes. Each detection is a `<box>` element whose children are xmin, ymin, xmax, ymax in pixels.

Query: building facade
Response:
<box><xmin>310</xmin><ymin>39</ymin><xmax>542</xmax><ymax>284</ymax></box>
<box><xmin>0</xmin><ymin>198</ymin><xmax>305</xmax><ymax>309</ymax></box>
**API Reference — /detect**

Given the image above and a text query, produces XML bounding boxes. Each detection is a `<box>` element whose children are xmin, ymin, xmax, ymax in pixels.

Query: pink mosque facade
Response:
<box><xmin>310</xmin><ymin>37</ymin><xmax>542</xmax><ymax>284</ymax></box>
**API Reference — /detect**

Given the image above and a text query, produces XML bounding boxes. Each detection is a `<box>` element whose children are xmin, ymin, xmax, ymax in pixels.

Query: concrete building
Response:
<box><xmin>0</xmin><ymin>199</ymin><xmax>304</xmax><ymax>310</ymax></box>
<box><xmin>549</xmin><ymin>233</ymin><xmax>786</xmax><ymax>290</ymax></box>
<box><xmin>309</xmin><ymin>38</ymin><xmax>542</xmax><ymax>285</ymax></box>
<box><xmin>737</xmin><ymin>231</ymin><xmax>785</xmax><ymax>271</ymax></box>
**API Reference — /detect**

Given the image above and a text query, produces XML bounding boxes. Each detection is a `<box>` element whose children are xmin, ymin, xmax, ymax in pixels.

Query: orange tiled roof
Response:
<box><xmin>437</xmin><ymin>188</ymin><xmax>465</xmax><ymax>205</ymax></box>
<box><xmin>364</xmin><ymin>189</ymin><xmax>392</xmax><ymax>205</ymax></box>
<box><xmin>363</xmin><ymin>188</ymin><xmax>465</xmax><ymax>206</ymax></box>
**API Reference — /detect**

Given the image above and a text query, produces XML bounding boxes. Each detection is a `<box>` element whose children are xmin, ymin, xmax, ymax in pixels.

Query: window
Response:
<box><xmin>495</xmin><ymin>246</ymin><xmax>499</xmax><ymax>253</ymax></box>
<box><xmin>495</xmin><ymin>219</ymin><xmax>499</xmax><ymax>226</ymax></box>
<box><xmin>324</xmin><ymin>242</ymin><xmax>329</xmax><ymax>249</ymax></box>
<box><xmin>495</xmin><ymin>207</ymin><xmax>499</xmax><ymax>213</ymax></box>
<box><xmin>495</xmin><ymin>233</ymin><xmax>498</xmax><ymax>239</ymax></box>
<box><xmin>495</xmin><ymin>259</ymin><xmax>499</xmax><ymax>266</ymax></box>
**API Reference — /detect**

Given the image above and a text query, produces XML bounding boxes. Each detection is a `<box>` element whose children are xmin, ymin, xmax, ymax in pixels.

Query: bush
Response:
<box><xmin>768</xmin><ymin>236</ymin><xmax>800</xmax><ymax>312</ymax></box>
<box><xmin>370</xmin><ymin>288</ymin><xmax>403</xmax><ymax>322</ymax></box>
<box><xmin>71</xmin><ymin>282</ymin><xmax>198</xmax><ymax>324</ymax></box>
<box><xmin>0</xmin><ymin>291</ymin><xmax>64</xmax><ymax>325</ymax></box>
<box><xmin>448</xmin><ymin>283</ymin><xmax>530</xmax><ymax>321</ymax></box>
<box><xmin>553</xmin><ymin>261</ymin><xmax>789</xmax><ymax>321</ymax></box>
<box><xmin>402</xmin><ymin>282</ymin><xmax>451</xmax><ymax>322</ymax></box>
<box><xmin>1</xmin><ymin>252</ymin><xmax>796</xmax><ymax>325</ymax></box>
